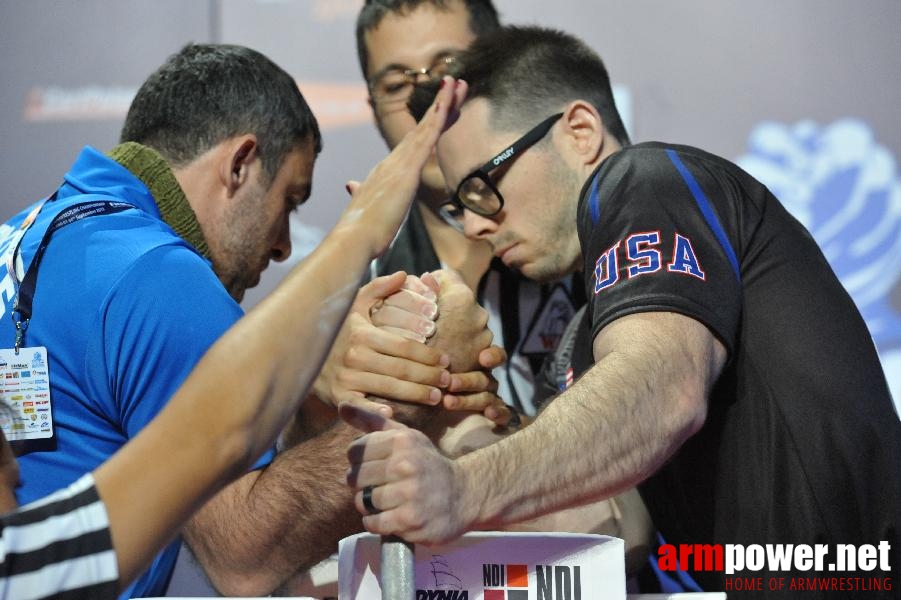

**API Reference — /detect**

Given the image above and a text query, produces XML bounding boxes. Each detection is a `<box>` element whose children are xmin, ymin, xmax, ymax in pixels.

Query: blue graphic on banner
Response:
<box><xmin>737</xmin><ymin>119</ymin><xmax>901</xmax><ymax>413</ymax></box>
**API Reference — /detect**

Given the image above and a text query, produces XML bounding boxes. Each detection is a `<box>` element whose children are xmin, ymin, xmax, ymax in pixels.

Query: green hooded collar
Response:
<box><xmin>107</xmin><ymin>142</ymin><xmax>211</xmax><ymax>259</ymax></box>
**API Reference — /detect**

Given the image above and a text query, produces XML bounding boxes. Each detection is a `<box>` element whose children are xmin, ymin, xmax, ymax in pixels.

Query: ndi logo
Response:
<box><xmin>483</xmin><ymin>564</ymin><xmax>582</xmax><ymax>600</ymax></box>
<box><xmin>536</xmin><ymin>565</ymin><xmax>582</xmax><ymax>600</ymax></box>
<box><xmin>483</xmin><ymin>563</ymin><xmax>528</xmax><ymax>600</ymax></box>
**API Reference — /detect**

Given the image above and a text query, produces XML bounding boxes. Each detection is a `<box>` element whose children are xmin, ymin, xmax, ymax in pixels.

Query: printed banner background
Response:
<box><xmin>1</xmin><ymin>1</ymin><xmax>899</xmax><ymax>593</ymax></box>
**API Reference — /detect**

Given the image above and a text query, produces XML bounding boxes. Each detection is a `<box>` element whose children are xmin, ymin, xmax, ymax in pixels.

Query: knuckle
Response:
<box><xmin>403</xmin><ymin>340</ymin><xmax>435</xmax><ymax>364</ymax></box>
<box><xmin>459</xmin><ymin>397</ymin><xmax>481</xmax><ymax>411</ymax></box>
<box><xmin>405</xmin><ymin>385</ymin><xmax>434</xmax><ymax>405</ymax></box>
<box><xmin>408</xmin><ymin>511</ymin><xmax>427</xmax><ymax>531</ymax></box>
<box><xmin>334</xmin><ymin>369</ymin><xmax>354</xmax><ymax>388</ymax></box>
<box><xmin>467</xmin><ymin>392</ymin><xmax>488</xmax><ymax>409</ymax></box>
<box><xmin>393</xmin><ymin>456</ymin><xmax>418</xmax><ymax>479</ymax></box>
<box><xmin>421</xmin><ymin>367</ymin><xmax>444</xmax><ymax>386</ymax></box>
<box><xmin>393</xmin><ymin>430</ymin><xmax>418</xmax><ymax>450</ymax></box>
<box><xmin>480</xmin><ymin>332</ymin><xmax>494</xmax><ymax>348</ymax></box>
<box><xmin>344</xmin><ymin>345</ymin><xmax>363</xmax><ymax>366</ymax></box>
<box><xmin>362</xmin><ymin>514</ymin><xmax>386</xmax><ymax>534</ymax></box>
<box><xmin>347</xmin><ymin>326</ymin><xmax>369</xmax><ymax>345</ymax></box>
<box><xmin>395</xmin><ymin>363</ymin><xmax>417</xmax><ymax>381</ymax></box>
<box><xmin>470</xmin><ymin>372</ymin><xmax>488</xmax><ymax>388</ymax></box>
<box><xmin>382</xmin><ymin>382</ymin><xmax>413</xmax><ymax>404</ymax></box>
<box><xmin>455</xmin><ymin>373</ymin><xmax>475</xmax><ymax>390</ymax></box>
<box><xmin>398</xmin><ymin>337</ymin><xmax>417</xmax><ymax>354</ymax></box>
<box><xmin>397</xmin><ymin>479</ymin><xmax>417</xmax><ymax>502</ymax></box>
<box><xmin>395</xmin><ymin>492</ymin><xmax>426</xmax><ymax>529</ymax></box>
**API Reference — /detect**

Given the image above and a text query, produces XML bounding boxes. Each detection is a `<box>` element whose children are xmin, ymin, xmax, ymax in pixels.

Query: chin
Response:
<box><xmin>519</xmin><ymin>260</ymin><xmax>568</xmax><ymax>284</ymax></box>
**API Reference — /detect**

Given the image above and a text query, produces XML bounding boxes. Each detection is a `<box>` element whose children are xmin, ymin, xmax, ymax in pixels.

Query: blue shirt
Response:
<box><xmin>0</xmin><ymin>146</ymin><xmax>274</xmax><ymax>598</ymax></box>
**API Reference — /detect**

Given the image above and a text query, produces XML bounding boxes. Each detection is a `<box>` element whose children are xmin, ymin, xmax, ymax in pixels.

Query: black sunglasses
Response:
<box><xmin>449</xmin><ymin>113</ymin><xmax>564</xmax><ymax>217</ymax></box>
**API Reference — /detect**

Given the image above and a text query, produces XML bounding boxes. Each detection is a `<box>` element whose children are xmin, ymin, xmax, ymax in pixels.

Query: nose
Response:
<box><xmin>270</xmin><ymin>217</ymin><xmax>293</xmax><ymax>263</ymax></box>
<box><xmin>462</xmin><ymin>210</ymin><xmax>498</xmax><ymax>242</ymax></box>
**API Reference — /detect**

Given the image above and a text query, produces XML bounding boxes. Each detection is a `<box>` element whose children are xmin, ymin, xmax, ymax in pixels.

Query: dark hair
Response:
<box><xmin>121</xmin><ymin>43</ymin><xmax>322</xmax><ymax>184</ymax></box>
<box><xmin>355</xmin><ymin>0</ymin><xmax>500</xmax><ymax>80</ymax></box>
<box><xmin>455</xmin><ymin>26</ymin><xmax>631</xmax><ymax>146</ymax></box>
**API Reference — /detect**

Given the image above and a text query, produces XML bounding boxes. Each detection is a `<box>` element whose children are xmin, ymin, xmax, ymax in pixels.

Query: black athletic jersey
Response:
<box><xmin>374</xmin><ymin>203</ymin><xmax>585</xmax><ymax>416</ymax></box>
<box><xmin>575</xmin><ymin>142</ymin><xmax>901</xmax><ymax>595</ymax></box>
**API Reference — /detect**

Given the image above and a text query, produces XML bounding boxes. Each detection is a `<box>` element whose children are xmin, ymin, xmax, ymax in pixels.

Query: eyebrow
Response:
<box><xmin>367</xmin><ymin>48</ymin><xmax>458</xmax><ymax>83</ymax></box>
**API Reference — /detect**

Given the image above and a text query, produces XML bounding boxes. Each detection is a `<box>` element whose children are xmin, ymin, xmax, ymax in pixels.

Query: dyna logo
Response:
<box><xmin>415</xmin><ymin>591</ymin><xmax>467</xmax><ymax>600</ymax></box>
<box><xmin>492</xmin><ymin>147</ymin><xmax>514</xmax><ymax>166</ymax></box>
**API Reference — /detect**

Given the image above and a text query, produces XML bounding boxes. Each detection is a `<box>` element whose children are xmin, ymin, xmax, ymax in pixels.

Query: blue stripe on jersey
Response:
<box><xmin>589</xmin><ymin>171</ymin><xmax>601</xmax><ymax>225</ymax></box>
<box><xmin>665</xmin><ymin>149</ymin><xmax>741</xmax><ymax>282</ymax></box>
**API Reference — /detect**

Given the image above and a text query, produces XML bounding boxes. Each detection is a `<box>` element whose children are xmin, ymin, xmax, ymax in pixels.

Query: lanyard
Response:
<box><xmin>9</xmin><ymin>194</ymin><xmax>133</xmax><ymax>353</ymax></box>
<box><xmin>5</xmin><ymin>193</ymin><xmax>54</xmax><ymax>284</ymax></box>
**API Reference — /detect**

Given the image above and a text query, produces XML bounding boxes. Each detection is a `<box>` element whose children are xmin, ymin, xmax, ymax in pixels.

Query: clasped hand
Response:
<box><xmin>314</xmin><ymin>269</ymin><xmax>510</xmax><ymax>425</ymax></box>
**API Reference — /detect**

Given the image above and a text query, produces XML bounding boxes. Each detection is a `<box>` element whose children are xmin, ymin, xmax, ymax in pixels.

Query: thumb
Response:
<box><xmin>432</xmin><ymin>268</ymin><xmax>465</xmax><ymax>291</ymax></box>
<box><xmin>420</xmin><ymin>271</ymin><xmax>441</xmax><ymax>297</ymax></box>
<box><xmin>339</xmin><ymin>400</ymin><xmax>408</xmax><ymax>433</ymax></box>
<box><xmin>479</xmin><ymin>345</ymin><xmax>507</xmax><ymax>369</ymax></box>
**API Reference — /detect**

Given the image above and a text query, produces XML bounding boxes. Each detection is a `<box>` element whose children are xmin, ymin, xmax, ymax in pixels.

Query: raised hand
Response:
<box><xmin>337</xmin><ymin>77</ymin><xmax>468</xmax><ymax>259</ymax></box>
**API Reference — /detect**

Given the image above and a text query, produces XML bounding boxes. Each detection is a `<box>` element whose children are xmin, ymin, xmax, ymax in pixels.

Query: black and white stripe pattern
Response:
<box><xmin>1</xmin><ymin>474</ymin><xmax>118</xmax><ymax>600</ymax></box>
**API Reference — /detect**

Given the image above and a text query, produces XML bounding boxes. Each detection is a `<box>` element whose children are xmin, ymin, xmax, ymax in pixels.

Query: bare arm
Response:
<box><xmin>89</xmin><ymin>77</ymin><xmax>467</xmax><ymax>593</ymax></box>
<box><xmin>182</xmin><ymin>422</ymin><xmax>363</xmax><ymax>594</ymax></box>
<box><xmin>463</xmin><ymin>311</ymin><xmax>724</xmax><ymax>525</ymax></box>
<box><xmin>345</xmin><ymin>310</ymin><xmax>725</xmax><ymax>544</ymax></box>
<box><xmin>95</xmin><ymin>229</ymin><xmax>384</xmax><ymax>591</ymax></box>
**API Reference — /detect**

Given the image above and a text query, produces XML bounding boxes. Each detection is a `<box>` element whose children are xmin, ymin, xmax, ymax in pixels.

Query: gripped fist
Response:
<box><xmin>313</xmin><ymin>272</ymin><xmax>449</xmax><ymax>411</ymax></box>
<box><xmin>427</xmin><ymin>269</ymin><xmax>493</xmax><ymax>372</ymax></box>
<box><xmin>342</xmin><ymin>404</ymin><xmax>476</xmax><ymax>544</ymax></box>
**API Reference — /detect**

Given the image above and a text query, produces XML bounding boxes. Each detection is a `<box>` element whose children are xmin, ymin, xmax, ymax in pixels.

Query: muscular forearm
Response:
<box><xmin>456</xmin><ymin>369</ymin><xmax>667</xmax><ymax>528</ymax></box>
<box><xmin>457</xmin><ymin>312</ymin><xmax>721</xmax><ymax>531</ymax></box>
<box><xmin>182</xmin><ymin>421</ymin><xmax>363</xmax><ymax>596</ymax></box>
<box><xmin>426</xmin><ymin>396</ymin><xmax>654</xmax><ymax>574</ymax></box>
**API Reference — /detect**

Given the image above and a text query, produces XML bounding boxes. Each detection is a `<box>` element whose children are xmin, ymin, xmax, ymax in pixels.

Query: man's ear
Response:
<box><xmin>222</xmin><ymin>135</ymin><xmax>259</xmax><ymax>196</ymax></box>
<box><xmin>558</xmin><ymin>100</ymin><xmax>605</xmax><ymax>167</ymax></box>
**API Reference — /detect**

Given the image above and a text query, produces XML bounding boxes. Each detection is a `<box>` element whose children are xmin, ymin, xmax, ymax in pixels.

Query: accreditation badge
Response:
<box><xmin>0</xmin><ymin>346</ymin><xmax>53</xmax><ymax>440</ymax></box>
